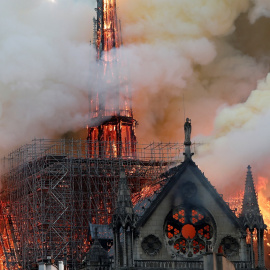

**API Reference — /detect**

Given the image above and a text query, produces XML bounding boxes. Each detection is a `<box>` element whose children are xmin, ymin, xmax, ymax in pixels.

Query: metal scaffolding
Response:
<box><xmin>0</xmin><ymin>139</ymin><xmax>186</xmax><ymax>269</ymax></box>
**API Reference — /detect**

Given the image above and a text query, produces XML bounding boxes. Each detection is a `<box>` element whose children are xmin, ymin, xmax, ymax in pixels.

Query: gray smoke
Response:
<box><xmin>115</xmin><ymin>0</ymin><xmax>270</xmax><ymax>195</ymax></box>
<box><xmin>2</xmin><ymin>0</ymin><xmax>270</xmax><ymax>199</ymax></box>
<box><xmin>0</xmin><ymin>0</ymin><xmax>96</xmax><ymax>154</ymax></box>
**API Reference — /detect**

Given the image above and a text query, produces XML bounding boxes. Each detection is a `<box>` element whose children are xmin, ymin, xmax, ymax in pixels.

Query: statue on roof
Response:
<box><xmin>184</xmin><ymin>118</ymin><xmax>191</xmax><ymax>145</ymax></box>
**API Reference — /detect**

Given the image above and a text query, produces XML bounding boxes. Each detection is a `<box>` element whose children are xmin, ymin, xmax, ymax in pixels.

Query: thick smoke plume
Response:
<box><xmin>0</xmin><ymin>0</ymin><xmax>95</xmax><ymax>154</ymax></box>
<box><xmin>1</xmin><ymin>0</ymin><xmax>270</xmax><ymax>197</ymax></box>
<box><xmin>116</xmin><ymin>0</ymin><xmax>270</xmax><ymax>194</ymax></box>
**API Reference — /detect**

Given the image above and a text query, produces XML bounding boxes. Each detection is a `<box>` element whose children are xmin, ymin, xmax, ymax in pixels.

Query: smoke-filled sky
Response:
<box><xmin>1</xmin><ymin>0</ymin><xmax>270</xmax><ymax>195</ymax></box>
<box><xmin>0</xmin><ymin>0</ymin><xmax>95</xmax><ymax>149</ymax></box>
<box><xmin>116</xmin><ymin>0</ymin><xmax>270</xmax><ymax>195</ymax></box>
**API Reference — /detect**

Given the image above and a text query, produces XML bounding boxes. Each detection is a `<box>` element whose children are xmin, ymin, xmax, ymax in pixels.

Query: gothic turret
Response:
<box><xmin>241</xmin><ymin>166</ymin><xmax>264</xmax><ymax>229</ymax></box>
<box><xmin>240</xmin><ymin>165</ymin><xmax>266</xmax><ymax>269</ymax></box>
<box><xmin>112</xmin><ymin>168</ymin><xmax>137</xmax><ymax>268</ymax></box>
<box><xmin>114</xmin><ymin>169</ymin><xmax>134</xmax><ymax>220</ymax></box>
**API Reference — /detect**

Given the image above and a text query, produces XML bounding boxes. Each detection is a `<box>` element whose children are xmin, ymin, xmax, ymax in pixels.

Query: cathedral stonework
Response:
<box><xmin>164</xmin><ymin>204</ymin><xmax>216</xmax><ymax>259</ymax></box>
<box><xmin>220</xmin><ymin>236</ymin><xmax>240</xmax><ymax>258</ymax></box>
<box><xmin>141</xmin><ymin>235</ymin><xmax>162</xmax><ymax>256</ymax></box>
<box><xmin>109</xmin><ymin>119</ymin><xmax>266</xmax><ymax>270</ymax></box>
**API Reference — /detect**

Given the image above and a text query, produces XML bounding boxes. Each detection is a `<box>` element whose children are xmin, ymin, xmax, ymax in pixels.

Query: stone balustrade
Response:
<box><xmin>134</xmin><ymin>260</ymin><xmax>203</xmax><ymax>269</ymax></box>
<box><xmin>134</xmin><ymin>260</ymin><xmax>252</xmax><ymax>269</ymax></box>
<box><xmin>233</xmin><ymin>261</ymin><xmax>253</xmax><ymax>269</ymax></box>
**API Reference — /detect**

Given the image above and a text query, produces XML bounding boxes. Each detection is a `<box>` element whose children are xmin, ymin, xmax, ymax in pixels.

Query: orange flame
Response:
<box><xmin>227</xmin><ymin>176</ymin><xmax>270</xmax><ymax>258</ymax></box>
<box><xmin>257</xmin><ymin>177</ymin><xmax>270</xmax><ymax>229</ymax></box>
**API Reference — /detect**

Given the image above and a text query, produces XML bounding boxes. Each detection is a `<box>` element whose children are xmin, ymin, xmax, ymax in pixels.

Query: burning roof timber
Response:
<box><xmin>0</xmin><ymin>138</ymin><xmax>186</xmax><ymax>269</ymax></box>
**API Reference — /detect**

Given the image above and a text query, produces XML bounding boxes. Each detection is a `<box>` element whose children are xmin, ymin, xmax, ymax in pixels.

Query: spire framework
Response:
<box><xmin>88</xmin><ymin>0</ymin><xmax>137</xmax><ymax>158</ymax></box>
<box><xmin>113</xmin><ymin>168</ymin><xmax>136</xmax><ymax>225</ymax></box>
<box><xmin>112</xmin><ymin>168</ymin><xmax>137</xmax><ymax>268</ymax></box>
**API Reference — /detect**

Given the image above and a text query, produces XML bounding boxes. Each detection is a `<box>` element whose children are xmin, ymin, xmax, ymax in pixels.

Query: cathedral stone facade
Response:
<box><xmin>84</xmin><ymin>119</ymin><xmax>266</xmax><ymax>270</ymax></box>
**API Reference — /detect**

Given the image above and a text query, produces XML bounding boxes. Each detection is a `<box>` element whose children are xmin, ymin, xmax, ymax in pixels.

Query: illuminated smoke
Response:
<box><xmin>1</xmin><ymin>0</ymin><xmax>270</xmax><ymax>197</ymax></box>
<box><xmin>114</xmin><ymin>0</ymin><xmax>268</xmax><ymax>144</ymax></box>
<box><xmin>196</xmin><ymin>74</ymin><xmax>270</xmax><ymax>191</ymax></box>
<box><xmin>249</xmin><ymin>0</ymin><xmax>270</xmax><ymax>23</ymax></box>
<box><xmin>115</xmin><ymin>0</ymin><xmax>270</xmax><ymax>193</ymax></box>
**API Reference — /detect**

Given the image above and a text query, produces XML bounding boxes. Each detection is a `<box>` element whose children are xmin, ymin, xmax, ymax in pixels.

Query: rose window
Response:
<box><xmin>220</xmin><ymin>236</ymin><xmax>239</xmax><ymax>257</ymax></box>
<box><xmin>165</xmin><ymin>205</ymin><xmax>215</xmax><ymax>258</ymax></box>
<box><xmin>141</xmin><ymin>235</ymin><xmax>162</xmax><ymax>256</ymax></box>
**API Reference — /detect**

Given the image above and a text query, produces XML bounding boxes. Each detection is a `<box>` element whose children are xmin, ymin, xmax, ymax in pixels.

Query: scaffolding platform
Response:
<box><xmin>0</xmin><ymin>139</ymin><xmax>190</xmax><ymax>269</ymax></box>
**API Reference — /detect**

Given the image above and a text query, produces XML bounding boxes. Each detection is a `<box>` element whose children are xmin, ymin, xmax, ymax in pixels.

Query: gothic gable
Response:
<box><xmin>134</xmin><ymin>159</ymin><xmax>246</xmax><ymax>262</ymax></box>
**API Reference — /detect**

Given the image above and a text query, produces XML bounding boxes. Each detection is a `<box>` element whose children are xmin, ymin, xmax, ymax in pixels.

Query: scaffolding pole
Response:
<box><xmin>0</xmin><ymin>139</ymin><xmax>185</xmax><ymax>269</ymax></box>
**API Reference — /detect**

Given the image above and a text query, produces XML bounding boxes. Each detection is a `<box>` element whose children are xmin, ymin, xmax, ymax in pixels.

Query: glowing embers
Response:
<box><xmin>102</xmin><ymin>0</ymin><xmax>119</xmax><ymax>52</ymax></box>
<box><xmin>165</xmin><ymin>205</ymin><xmax>215</xmax><ymax>258</ymax></box>
<box><xmin>87</xmin><ymin>120</ymin><xmax>136</xmax><ymax>158</ymax></box>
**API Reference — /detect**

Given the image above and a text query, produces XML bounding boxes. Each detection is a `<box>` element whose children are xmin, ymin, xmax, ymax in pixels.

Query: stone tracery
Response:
<box><xmin>165</xmin><ymin>205</ymin><xmax>215</xmax><ymax>258</ymax></box>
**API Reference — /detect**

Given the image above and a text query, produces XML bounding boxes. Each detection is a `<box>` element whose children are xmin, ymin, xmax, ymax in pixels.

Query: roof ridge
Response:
<box><xmin>136</xmin><ymin>159</ymin><xmax>244</xmax><ymax>231</ymax></box>
<box><xmin>136</xmin><ymin>160</ymin><xmax>190</xmax><ymax>227</ymax></box>
<box><xmin>189</xmin><ymin>161</ymin><xmax>242</xmax><ymax>228</ymax></box>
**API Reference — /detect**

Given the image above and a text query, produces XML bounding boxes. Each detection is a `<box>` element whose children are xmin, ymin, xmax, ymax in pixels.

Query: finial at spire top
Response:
<box><xmin>184</xmin><ymin>118</ymin><xmax>193</xmax><ymax>160</ymax></box>
<box><xmin>247</xmin><ymin>165</ymin><xmax>251</xmax><ymax>171</ymax></box>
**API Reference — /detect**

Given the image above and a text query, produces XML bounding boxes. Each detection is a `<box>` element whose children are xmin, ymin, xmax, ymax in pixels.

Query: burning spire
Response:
<box><xmin>95</xmin><ymin>0</ymin><xmax>120</xmax><ymax>59</ymax></box>
<box><xmin>88</xmin><ymin>0</ymin><xmax>137</xmax><ymax>158</ymax></box>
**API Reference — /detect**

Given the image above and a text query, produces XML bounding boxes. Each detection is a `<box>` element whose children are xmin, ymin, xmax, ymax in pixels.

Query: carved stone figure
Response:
<box><xmin>184</xmin><ymin>118</ymin><xmax>191</xmax><ymax>144</ymax></box>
